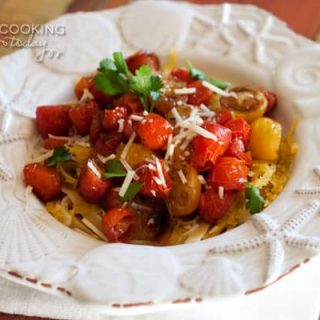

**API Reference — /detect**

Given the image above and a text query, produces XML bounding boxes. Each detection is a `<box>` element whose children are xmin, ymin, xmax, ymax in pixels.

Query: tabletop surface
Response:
<box><xmin>0</xmin><ymin>0</ymin><xmax>320</xmax><ymax>319</ymax></box>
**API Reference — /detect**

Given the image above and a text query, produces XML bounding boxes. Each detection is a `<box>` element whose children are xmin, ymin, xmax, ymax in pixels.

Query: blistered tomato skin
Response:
<box><xmin>225</xmin><ymin>118</ymin><xmax>251</xmax><ymax>145</ymax></box>
<box><xmin>102</xmin><ymin>208</ymin><xmax>135</xmax><ymax>243</ymax></box>
<box><xmin>199</xmin><ymin>190</ymin><xmax>235</xmax><ymax>225</ymax></box>
<box><xmin>208</xmin><ymin>157</ymin><xmax>249</xmax><ymax>191</ymax></box>
<box><xmin>69</xmin><ymin>101</ymin><xmax>100</xmax><ymax>135</ymax></box>
<box><xmin>102</xmin><ymin>106</ymin><xmax>128</xmax><ymax>132</ymax></box>
<box><xmin>94</xmin><ymin>132</ymin><xmax>124</xmax><ymax>157</ymax></box>
<box><xmin>113</xmin><ymin>92</ymin><xmax>144</xmax><ymax>114</ymax></box>
<box><xmin>136</xmin><ymin>113</ymin><xmax>173</xmax><ymax>151</ymax></box>
<box><xmin>78</xmin><ymin>159</ymin><xmax>111</xmax><ymax>203</ymax></box>
<box><xmin>171</xmin><ymin>68</ymin><xmax>192</xmax><ymax>83</ymax></box>
<box><xmin>126</xmin><ymin>50</ymin><xmax>160</xmax><ymax>74</ymax></box>
<box><xmin>191</xmin><ymin>122</ymin><xmax>232</xmax><ymax>170</ymax></box>
<box><xmin>135</xmin><ymin>160</ymin><xmax>172</xmax><ymax>198</ymax></box>
<box><xmin>36</xmin><ymin>105</ymin><xmax>71</xmax><ymax>138</ymax></box>
<box><xmin>24</xmin><ymin>163</ymin><xmax>61</xmax><ymax>202</ymax></box>
<box><xmin>216</xmin><ymin>108</ymin><xmax>233</xmax><ymax>125</ymax></box>
<box><xmin>249</xmin><ymin>117</ymin><xmax>282</xmax><ymax>162</ymax></box>
<box><xmin>43</xmin><ymin>137</ymin><xmax>69</xmax><ymax>150</ymax></box>
<box><xmin>187</xmin><ymin>80</ymin><xmax>213</xmax><ymax>106</ymax></box>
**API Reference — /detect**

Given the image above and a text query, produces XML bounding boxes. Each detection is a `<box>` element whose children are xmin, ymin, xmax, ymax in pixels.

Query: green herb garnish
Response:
<box><xmin>245</xmin><ymin>184</ymin><xmax>265</xmax><ymax>215</ymax></box>
<box><xmin>122</xmin><ymin>182</ymin><xmax>142</xmax><ymax>202</ymax></box>
<box><xmin>102</xmin><ymin>159</ymin><xmax>126</xmax><ymax>179</ymax></box>
<box><xmin>188</xmin><ymin>61</ymin><xmax>230</xmax><ymax>90</ymax></box>
<box><xmin>47</xmin><ymin>146</ymin><xmax>72</xmax><ymax>167</ymax></box>
<box><xmin>94</xmin><ymin>52</ymin><xmax>163</xmax><ymax>111</ymax></box>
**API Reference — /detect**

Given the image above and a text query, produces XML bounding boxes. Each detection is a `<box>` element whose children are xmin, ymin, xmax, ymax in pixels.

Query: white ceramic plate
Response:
<box><xmin>0</xmin><ymin>0</ymin><xmax>320</xmax><ymax>315</ymax></box>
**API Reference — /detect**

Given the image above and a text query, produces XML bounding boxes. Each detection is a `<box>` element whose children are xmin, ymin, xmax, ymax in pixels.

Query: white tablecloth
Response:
<box><xmin>1</xmin><ymin>255</ymin><xmax>320</xmax><ymax>320</ymax></box>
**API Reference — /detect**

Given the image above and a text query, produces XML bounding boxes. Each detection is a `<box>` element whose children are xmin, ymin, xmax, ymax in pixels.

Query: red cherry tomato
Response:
<box><xmin>103</xmin><ymin>208</ymin><xmax>136</xmax><ymax>243</ymax></box>
<box><xmin>24</xmin><ymin>163</ymin><xmax>61</xmax><ymax>202</ymax></box>
<box><xmin>102</xmin><ymin>106</ymin><xmax>128</xmax><ymax>132</ymax></box>
<box><xmin>225</xmin><ymin>138</ymin><xmax>252</xmax><ymax>167</ymax></box>
<box><xmin>191</xmin><ymin>122</ymin><xmax>232</xmax><ymax>170</ymax></box>
<box><xmin>43</xmin><ymin>137</ymin><xmax>69</xmax><ymax>150</ymax></box>
<box><xmin>69</xmin><ymin>101</ymin><xmax>100</xmax><ymax>135</ymax></box>
<box><xmin>199</xmin><ymin>189</ymin><xmax>235</xmax><ymax>225</ymax></box>
<box><xmin>225</xmin><ymin>118</ymin><xmax>251</xmax><ymax>145</ymax></box>
<box><xmin>105</xmin><ymin>189</ymin><xmax>123</xmax><ymax>210</ymax></box>
<box><xmin>126</xmin><ymin>50</ymin><xmax>160</xmax><ymax>74</ymax></box>
<box><xmin>136</xmin><ymin>113</ymin><xmax>173</xmax><ymax>150</ymax></box>
<box><xmin>135</xmin><ymin>160</ymin><xmax>172</xmax><ymax>198</ymax></box>
<box><xmin>78</xmin><ymin>159</ymin><xmax>111</xmax><ymax>203</ymax></box>
<box><xmin>89</xmin><ymin>110</ymin><xmax>104</xmax><ymax>143</ymax></box>
<box><xmin>187</xmin><ymin>80</ymin><xmax>213</xmax><ymax>106</ymax></box>
<box><xmin>74</xmin><ymin>75</ymin><xmax>113</xmax><ymax>106</ymax></box>
<box><xmin>258</xmin><ymin>88</ymin><xmax>277</xmax><ymax>113</ymax></box>
<box><xmin>94</xmin><ymin>132</ymin><xmax>124</xmax><ymax>157</ymax></box>
<box><xmin>112</xmin><ymin>92</ymin><xmax>144</xmax><ymax>114</ymax></box>
<box><xmin>171</xmin><ymin>68</ymin><xmax>192</xmax><ymax>83</ymax></box>
<box><xmin>208</xmin><ymin>157</ymin><xmax>249</xmax><ymax>191</ymax></box>
<box><xmin>216</xmin><ymin>108</ymin><xmax>233</xmax><ymax>125</ymax></box>
<box><xmin>36</xmin><ymin>105</ymin><xmax>71</xmax><ymax>138</ymax></box>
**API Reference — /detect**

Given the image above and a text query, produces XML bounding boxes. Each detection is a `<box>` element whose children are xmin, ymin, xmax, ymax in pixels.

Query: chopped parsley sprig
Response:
<box><xmin>94</xmin><ymin>52</ymin><xmax>163</xmax><ymax>112</ymax></box>
<box><xmin>102</xmin><ymin>159</ymin><xmax>142</xmax><ymax>201</ymax></box>
<box><xmin>245</xmin><ymin>184</ymin><xmax>265</xmax><ymax>215</ymax></box>
<box><xmin>47</xmin><ymin>146</ymin><xmax>72</xmax><ymax>167</ymax></box>
<box><xmin>188</xmin><ymin>61</ymin><xmax>230</xmax><ymax>90</ymax></box>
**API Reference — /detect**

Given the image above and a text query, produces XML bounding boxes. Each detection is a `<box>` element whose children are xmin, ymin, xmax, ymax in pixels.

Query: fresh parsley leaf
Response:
<box><xmin>98</xmin><ymin>58</ymin><xmax>117</xmax><ymax>72</ymax></box>
<box><xmin>113</xmin><ymin>52</ymin><xmax>132</xmax><ymax>77</ymax></box>
<box><xmin>188</xmin><ymin>61</ymin><xmax>230</xmax><ymax>90</ymax></box>
<box><xmin>206</xmin><ymin>78</ymin><xmax>230</xmax><ymax>90</ymax></box>
<box><xmin>122</xmin><ymin>182</ymin><xmax>142</xmax><ymax>201</ymax></box>
<box><xmin>102</xmin><ymin>159</ymin><xmax>126</xmax><ymax>179</ymax></box>
<box><xmin>188</xmin><ymin>61</ymin><xmax>206</xmax><ymax>80</ymax></box>
<box><xmin>94</xmin><ymin>72</ymin><xmax>128</xmax><ymax>96</ymax></box>
<box><xmin>47</xmin><ymin>146</ymin><xmax>72</xmax><ymax>167</ymax></box>
<box><xmin>245</xmin><ymin>184</ymin><xmax>265</xmax><ymax>215</ymax></box>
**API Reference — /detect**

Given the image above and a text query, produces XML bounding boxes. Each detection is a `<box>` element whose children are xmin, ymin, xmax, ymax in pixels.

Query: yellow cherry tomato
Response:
<box><xmin>115</xmin><ymin>143</ymin><xmax>154</xmax><ymax>168</ymax></box>
<box><xmin>220</xmin><ymin>87</ymin><xmax>268</xmax><ymax>123</ymax></box>
<box><xmin>249</xmin><ymin>117</ymin><xmax>282</xmax><ymax>162</ymax></box>
<box><xmin>166</xmin><ymin>164</ymin><xmax>201</xmax><ymax>217</ymax></box>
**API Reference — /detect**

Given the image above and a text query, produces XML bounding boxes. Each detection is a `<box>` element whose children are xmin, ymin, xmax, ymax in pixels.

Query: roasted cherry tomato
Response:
<box><xmin>69</xmin><ymin>101</ymin><xmax>100</xmax><ymax>135</ymax></box>
<box><xmin>78</xmin><ymin>158</ymin><xmax>111</xmax><ymax>203</ymax></box>
<box><xmin>199</xmin><ymin>189</ymin><xmax>235</xmax><ymax>225</ymax></box>
<box><xmin>24</xmin><ymin>163</ymin><xmax>61</xmax><ymax>202</ymax></box>
<box><xmin>105</xmin><ymin>188</ymin><xmax>123</xmax><ymax>210</ymax></box>
<box><xmin>102</xmin><ymin>106</ymin><xmax>128</xmax><ymax>132</ymax></box>
<box><xmin>89</xmin><ymin>110</ymin><xmax>104</xmax><ymax>143</ymax></box>
<box><xmin>225</xmin><ymin>118</ymin><xmax>251</xmax><ymax>145</ymax></box>
<box><xmin>220</xmin><ymin>87</ymin><xmax>268</xmax><ymax>123</ymax></box>
<box><xmin>225</xmin><ymin>138</ymin><xmax>252</xmax><ymax>167</ymax></box>
<box><xmin>216</xmin><ymin>108</ymin><xmax>233</xmax><ymax>125</ymax></box>
<box><xmin>75</xmin><ymin>75</ymin><xmax>113</xmax><ymax>106</ymax></box>
<box><xmin>112</xmin><ymin>91</ymin><xmax>144</xmax><ymax>114</ymax></box>
<box><xmin>166</xmin><ymin>164</ymin><xmax>201</xmax><ymax>217</ymax></box>
<box><xmin>171</xmin><ymin>68</ymin><xmax>192</xmax><ymax>83</ymax></box>
<box><xmin>102</xmin><ymin>208</ymin><xmax>135</xmax><ymax>243</ymax></box>
<box><xmin>135</xmin><ymin>159</ymin><xmax>172</xmax><ymax>198</ymax></box>
<box><xmin>136</xmin><ymin>113</ymin><xmax>173</xmax><ymax>150</ymax></box>
<box><xmin>36</xmin><ymin>105</ymin><xmax>71</xmax><ymax>138</ymax></box>
<box><xmin>94</xmin><ymin>132</ymin><xmax>124</xmax><ymax>157</ymax></box>
<box><xmin>249</xmin><ymin>117</ymin><xmax>282</xmax><ymax>162</ymax></box>
<box><xmin>126</xmin><ymin>50</ymin><xmax>160</xmax><ymax>74</ymax></box>
<box><xmin>191</xmin><ymin>122</ymin><xmax>232</xmax><ymax>170</ymax></box>
<box><xmin>208</xmin><ymin>157</ymin><xmax>249</xmax><ymax>191</ymax></box>
<box><xmin>187</xmin><ymin>80</ymin><xmax>213</xmax><ymax>106</ymax></box>
<box><xmin>43</xmin><ymin>137</ymin><xmax>69</xmax><ymax>150</ymax></box>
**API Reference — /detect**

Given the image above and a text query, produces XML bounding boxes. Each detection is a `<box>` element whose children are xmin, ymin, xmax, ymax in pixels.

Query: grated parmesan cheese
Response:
<box><xmin>130</xmin><ymin>114</ymin><xmax>144</xmax><ymax>122</ymax></box>
<box><xmin>178</xmin><ymin>169</ymin><xmax>187</xmax><ymax>184</ymax></box>
<box><xmin>198</xmin><ymin>175</ymin><xmax>206</xmax><ymax>185</ymax></box>
<box><xmin>119</xmin><ymin>170</ymin><xmax>135</xmax><ymax>197</ymax></box>
<box><xmin>218</xmin><ymin>186</ymin><xmax>224</xmax><ymax>199</ymax></box>
<box><xmin>120</xmin><ymin>132</ymin><xmax>136</xmax><ymax>159</ymax></box>
<box><xmin>174</xmin><ymin>88</ymin><xmax>196</xmax><ymax>95</ymax></box>
<box><xmin>154</xmin><ymin>157</ymin><xmax>167</xmax><ymax>189</ymax></box>
<box><xmin>87</xmin><ymin>160</ymin><xmax>101</xmax><ymax>179</ymax></box>
<box><xmin>97</xmin><ymin>153</ymin><xmax>115</xmax><ymax>164</ymax></box>
<box><xmin>202</xmin><ymin>80</ymin><xmax>231</xmax><ymax>97</ymax></box>
<box><xmin>117</xmin><ymin>119</ymin><xmax>125</xmax><ymax>133</ymax></box>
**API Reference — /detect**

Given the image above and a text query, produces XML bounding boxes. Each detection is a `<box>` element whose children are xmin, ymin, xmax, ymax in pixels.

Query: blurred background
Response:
<box><xmin>0</xmin><ymin>0</ymin><xmax>319</xmax><ymax>57</ymax></box>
